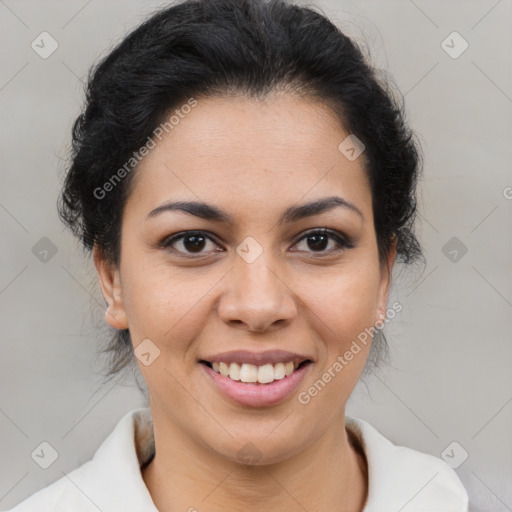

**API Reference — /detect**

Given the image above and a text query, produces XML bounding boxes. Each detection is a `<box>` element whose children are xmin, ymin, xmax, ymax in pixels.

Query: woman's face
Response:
<box><xmin>95</xmin><ymin>93</ymin><xmax>395</xmax><ymax>464</ymax></box>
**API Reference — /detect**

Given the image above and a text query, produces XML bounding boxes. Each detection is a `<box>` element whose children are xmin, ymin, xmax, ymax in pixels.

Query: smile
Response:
<box><xmin>203</xmin><ymin>360</ymin><xmax>309</xmax><ymax>384</ymax></box>
<box><xmin>199</xmin><ymin>359</ymin><xmax>313</xmax><ymax>407</ymax></box>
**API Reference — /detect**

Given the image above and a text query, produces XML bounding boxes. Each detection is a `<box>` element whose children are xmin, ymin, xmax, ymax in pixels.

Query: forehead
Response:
<box><xmin>126</xmin><ymin>93</ymin><xmax>372</xmax><ymax>222</ymax></box>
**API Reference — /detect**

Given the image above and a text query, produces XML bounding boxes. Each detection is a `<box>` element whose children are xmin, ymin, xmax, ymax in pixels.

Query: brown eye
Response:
<box><xmin>162</xmin><ymin>231</ymin><xmax>221</xmax><ymax>255</ymax></box>
<box><xmin>161</xmin><ymin>228</ymin><xmax>354</xmax><ymax>258</ymax></box>
<box><xmin>292</xmin><ymin>229</ymin><xmax>353</xmax><ymax>254</ymax></box>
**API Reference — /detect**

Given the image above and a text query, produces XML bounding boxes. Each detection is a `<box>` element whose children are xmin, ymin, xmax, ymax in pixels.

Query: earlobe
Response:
<box><xmin>93</xmin><ymin>245</ymin><xmax>129</xmax><ymax>330</ymax></box>
<box><xmin>105</xmin><ymin>304</ymin><xmax>127</xmax><ymax>330</ymax></box>
<box><xmin>374</xmin><ymin>308</ymin><xmax>386</xmax><ymax>329</ymax></box>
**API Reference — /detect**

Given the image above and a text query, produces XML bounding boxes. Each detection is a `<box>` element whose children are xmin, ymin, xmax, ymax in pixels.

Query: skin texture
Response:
<box><xmin>94</xmin><ymin>92</ymin><xmax>397</xmax><ymax>511</ymax></box>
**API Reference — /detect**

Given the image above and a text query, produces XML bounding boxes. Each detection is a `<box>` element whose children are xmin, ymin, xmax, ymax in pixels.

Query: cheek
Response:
<box><xmin>119</xmin><ymin>261</ymin><xmax>217</xmax><ymax>351</ymax></box>
<box><xmin>295</xmin><ymin>269</ymin><xmax>380</xmax><ymax>411</ymax></box>
<box><xmin>303</xmin><ymin>264</ymin><xmax>381</xmax><ymax>342</ymax></box>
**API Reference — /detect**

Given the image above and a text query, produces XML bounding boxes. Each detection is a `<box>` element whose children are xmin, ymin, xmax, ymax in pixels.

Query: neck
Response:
<box><xmin>142</xmin><ymin>406</ymin><xmax>368</xmax><ymax>512</ymax></box>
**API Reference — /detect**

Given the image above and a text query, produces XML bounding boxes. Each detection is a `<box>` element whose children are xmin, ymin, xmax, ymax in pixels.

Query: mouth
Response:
<box><xmin>197</xmin><ymin>349</ymin><xmax>314</xmax><ymax>406</ymax></box>
<box><xmin>199</xmin><ymin>359</ymin><xmax>313</xmax><ymax>385</ymax></box>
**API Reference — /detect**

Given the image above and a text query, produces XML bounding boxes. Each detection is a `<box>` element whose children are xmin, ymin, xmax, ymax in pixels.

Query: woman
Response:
<box><xmin>9</xmin><ymin>0</ymin><xmax>468</xmax><ymax>510</ymax></box>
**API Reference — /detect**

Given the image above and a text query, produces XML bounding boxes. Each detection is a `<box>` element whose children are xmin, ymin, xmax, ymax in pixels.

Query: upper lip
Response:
<box><xmin>199</xmin><ymin>350</ymin><xmax>313</xmax><ymax>366</ymax></box>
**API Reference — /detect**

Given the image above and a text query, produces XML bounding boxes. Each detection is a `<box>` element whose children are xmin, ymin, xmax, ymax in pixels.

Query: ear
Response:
<box><xmin>375</xmin><ymin>235</ymin><xmax>397</xmax><ymax>323</ymax></box>
<box><xmin>93</xmin><ymin>244</ymin><xmax>128</xmax><ymax>330</ymax></box>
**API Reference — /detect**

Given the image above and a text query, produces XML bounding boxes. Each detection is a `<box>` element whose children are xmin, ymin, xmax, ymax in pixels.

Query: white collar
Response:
<box><xmin>345</xmin><ymin>417</ymin><xmax>468</xmax><ymax>510</ymax></box>
<box><xmin>11</xmin><ymin>407</ymin><xmax>468</xmax><ymax>511</ymax></box>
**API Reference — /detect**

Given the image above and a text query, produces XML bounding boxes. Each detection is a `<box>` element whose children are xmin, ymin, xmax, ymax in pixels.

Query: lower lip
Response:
<box><xmin>200</xmin><ymin>362</ymin><xmax>312</xmax><ymax>407</ymax></box>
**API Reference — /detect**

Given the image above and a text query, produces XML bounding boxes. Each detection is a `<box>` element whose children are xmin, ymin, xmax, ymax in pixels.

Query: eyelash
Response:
<box><xmin>160</xmin><ymin>228</ymin><xmax>354</xmax><ymax>257</ymax></box>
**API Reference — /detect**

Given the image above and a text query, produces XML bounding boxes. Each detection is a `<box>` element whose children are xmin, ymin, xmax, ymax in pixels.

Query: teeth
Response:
<box><xmin>257</xmin><ymin>364</ymin><xmax>274</xmax><ymax>384</ymax></box>
<box><xmin>274</xmin><ymin>362</ymin><xmax>286</xmax><ymax>380</ymax></box>
<box><xmin>218</xmin><ymin>362</ymin><xmax>229</xmax><ymax>376</ymax></box>
<box><xmin>228</xmin><ymin>362</ymin><xmax>241</xmax><ymax>381</ymax></box>
<box><xmin>239</xmin><ymin>364</ymin><xmax>258</xmax><ymax>383</ymax></box>
<box><xmin>209</xmin><ymin>360</ymin><xmax>305</xmax><ymax>384</ymax></box>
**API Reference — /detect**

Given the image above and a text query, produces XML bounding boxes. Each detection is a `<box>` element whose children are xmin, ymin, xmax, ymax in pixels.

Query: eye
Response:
<box><xmin>160</xmin><ymin>228</ymin><xmax>354</xmax><ymax>257</ymax></box>
<box><xmin>291</xmin><ymin>228</ymin><xmax>354</xmax><ymax>255</ymax></box>
<box><xmin>161</xmin><ymin>230</ymin><xmax>221</xmax><ymax>256</ymax></box>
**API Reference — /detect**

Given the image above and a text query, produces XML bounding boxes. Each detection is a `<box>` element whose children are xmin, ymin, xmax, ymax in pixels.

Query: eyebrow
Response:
<box><xmin>146</xmin><ymin>196</ymin><xmax>364</xmax><ymax>225</ymax></box>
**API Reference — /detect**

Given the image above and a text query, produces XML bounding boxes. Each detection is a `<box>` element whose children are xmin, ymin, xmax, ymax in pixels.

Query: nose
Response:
<box><xmin>217</xmin><ymin>252</ymin><xmax>298</xmax><ymax>332</ymax></box>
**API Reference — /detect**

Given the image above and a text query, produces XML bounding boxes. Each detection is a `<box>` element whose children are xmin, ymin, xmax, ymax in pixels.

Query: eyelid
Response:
<box><xmin>159</xmin><ymin>230</ymin><xmax>222</xmax><ymax>254</ymax></box>
<box><xmin>292</xmin><ymin>228</ymin><xmax>354</xmax><ymax>250</ymax></box>
<box><xmin>160</xmin><ymin>228</ymin><xmax>354</xmax><ymax>255</ymax></box>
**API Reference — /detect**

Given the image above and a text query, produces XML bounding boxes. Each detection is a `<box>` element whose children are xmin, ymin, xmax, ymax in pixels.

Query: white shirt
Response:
<box><xmin>8</xmin><ymin>407</ymin><xmax>468</xmax><ymax>511</ymax></box>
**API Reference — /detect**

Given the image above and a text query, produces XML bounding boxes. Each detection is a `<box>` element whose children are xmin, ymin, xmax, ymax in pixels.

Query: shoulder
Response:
<box><xmin>346</xmin><ymin>417</ymin><xmax>469</xmax><ymax>511</ymax></box>
<box><xmin>5</xmin><ymin>460</ymin><xmax>96</xmax><ymax>512</ymax></box>
<box><xmin>7</xmin><ymin>408</ymin><xmax>157</xmax><ymax>512</ymax></box>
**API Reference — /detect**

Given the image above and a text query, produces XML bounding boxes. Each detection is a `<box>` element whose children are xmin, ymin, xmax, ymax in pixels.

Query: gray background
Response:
<box><xmin>1</xmin><ymin>0</ymin><xmax>511</xmax><ymax>510</ymax></box>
